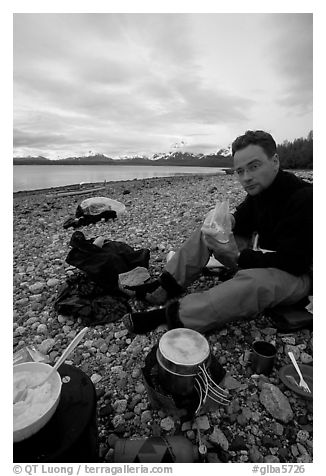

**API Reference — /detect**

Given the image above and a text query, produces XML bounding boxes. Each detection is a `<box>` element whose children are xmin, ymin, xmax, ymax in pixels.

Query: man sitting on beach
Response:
<box><xmin>123</xmin><ymin>130</ymin><xmax>313</xmax><ymax>334</ymax></box>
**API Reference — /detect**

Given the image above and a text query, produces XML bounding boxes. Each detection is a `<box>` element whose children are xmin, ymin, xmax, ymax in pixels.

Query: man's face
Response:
<box><xmin>233</xmin><ymin>144</ymin><xmax>279</xmax><ymax>196</ymax></box>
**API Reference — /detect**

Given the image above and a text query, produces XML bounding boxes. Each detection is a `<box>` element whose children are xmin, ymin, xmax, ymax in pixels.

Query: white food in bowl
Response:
<box><xmin>13</xmin><ymin>362</ymin><xmax>62</xmax><ymax>442</ymax></box>
<box><xmin>14</xmin><ymin>372</ymin><xmax>55</xmax><ymax>429</ymax></box>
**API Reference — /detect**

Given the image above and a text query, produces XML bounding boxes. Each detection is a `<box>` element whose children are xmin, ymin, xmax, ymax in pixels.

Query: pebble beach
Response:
<box><xmin>13</xmin><ymin>170</ymin><xmax>313</xmax><ymax>463</ymax></box>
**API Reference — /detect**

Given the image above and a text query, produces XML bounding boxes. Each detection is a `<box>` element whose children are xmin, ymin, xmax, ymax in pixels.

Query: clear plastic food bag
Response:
<box><xmin>201</xmin><ymin>200</ymin><xmax>232</xmax><ymax>243</ymax></box>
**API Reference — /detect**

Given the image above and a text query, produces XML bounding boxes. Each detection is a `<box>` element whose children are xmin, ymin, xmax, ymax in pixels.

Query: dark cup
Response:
<box><xmin>250</xmin><ymin>340</ymin><xmax>276</xmax><ymax>376</ymax></box>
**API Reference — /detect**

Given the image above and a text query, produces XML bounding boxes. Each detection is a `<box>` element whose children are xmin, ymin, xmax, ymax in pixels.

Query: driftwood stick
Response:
<box><xmin>46</xmin><ymin>186</ymin><xmax>106</xmax><ymax>198</ymax></box>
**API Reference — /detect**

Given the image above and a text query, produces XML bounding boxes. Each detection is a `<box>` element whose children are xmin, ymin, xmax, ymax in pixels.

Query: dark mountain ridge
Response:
<box><xmin>13</xmin><ymin>151</ymin><xmax>234</xmax><ymax>168</ymax></box>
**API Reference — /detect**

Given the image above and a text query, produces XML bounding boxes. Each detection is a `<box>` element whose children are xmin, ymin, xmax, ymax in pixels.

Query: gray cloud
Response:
<box><xmin>13</xmin><ymin>13</ymin><xmax>312</xmax><ymax>158</ymax></box>
<box><xmin>13</xmin><ymin>128</ymin><xmax>77</xmax><ymax>148</ymax></box>
<box><xmin>263</xmin><ymin>14</ymin><xmax>312</xmax><ymax>113</ymax></box>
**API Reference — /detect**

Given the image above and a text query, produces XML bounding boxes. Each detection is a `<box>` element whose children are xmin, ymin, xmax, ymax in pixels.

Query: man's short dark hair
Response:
<box><xmin>232</xmin><ymin>130</ymin><xmax>277</xmax><ymax>158</ymax></box>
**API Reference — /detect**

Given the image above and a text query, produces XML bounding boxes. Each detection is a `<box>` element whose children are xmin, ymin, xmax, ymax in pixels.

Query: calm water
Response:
<box><xmin>13</xmin><ymin>165</ymin><xmax>225</xmax><ymax>192</ymax></box>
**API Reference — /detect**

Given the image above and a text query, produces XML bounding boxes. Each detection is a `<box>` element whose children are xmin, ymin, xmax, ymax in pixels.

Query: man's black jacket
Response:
<box><xmin>232</xmin><ymin>170</ymin><xmax>312</xmax><ymax>276</ymax></box>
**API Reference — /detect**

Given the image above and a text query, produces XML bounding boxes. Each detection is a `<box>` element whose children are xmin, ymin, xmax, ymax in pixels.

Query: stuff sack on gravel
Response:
<box><xmin>77</xmin><ymin>196</ymin><xmax>126</xmax><ymax>217</ymax></box>
<box><xmin>63</xmin><ymin>196</ymin><xmax>126</xmax><ymax>229</ymax></box>
<box><xmin>65</xmin><ymin>231</ymin><xmax>150</xmax><ymax>292</ymax></box>
<box><xmin>54</xmin><ymin>272</ymin><xmax>131</xmax><ymax>326</ymax></box>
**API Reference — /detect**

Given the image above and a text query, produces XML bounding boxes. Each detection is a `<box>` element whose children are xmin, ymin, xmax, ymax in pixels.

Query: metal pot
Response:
<box><xmin>156</xmin><ymin>328</ymin><xmax>210</xmax><ymax>397</ymax></box>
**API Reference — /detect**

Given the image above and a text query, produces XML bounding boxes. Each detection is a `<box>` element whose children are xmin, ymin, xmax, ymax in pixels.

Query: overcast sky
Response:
<box><xmin>13</xmin><ymin>13</ymin><xmax>313</xmax><ymax>159</ymax></box>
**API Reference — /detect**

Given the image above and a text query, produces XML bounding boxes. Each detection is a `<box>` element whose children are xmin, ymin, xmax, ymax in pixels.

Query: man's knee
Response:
<box><xmin>233</xmin><ymin>268</ymin><xmax>276</xmax><ymax>301</ymax></box>
<box><xmin>233</xmin><ymin>267</ymin><xmax>309</xmax><ymax>307</ymax></box>
<box><xmin>235</xmin><ymin>268</ymin><xmax>271</xmax><ymax>282</ymax></box>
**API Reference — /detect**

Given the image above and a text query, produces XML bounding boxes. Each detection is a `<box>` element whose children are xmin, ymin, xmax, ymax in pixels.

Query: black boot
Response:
<box><xmin>122</xmin><ymin>299</ymin><xmax>183</xmax><ymax>334</ymax></box>
<box><xmin>144</xmin><ymin>271</ymin><xmax>183</xmax><ymax>304</ymax></box>
<box><xmin>125</xmin><ymin>271</ymin><xmax>183</xmax><ymax>305</ymax></box>
<box><xmin>122</xmin><ymin>306</ymin><xmax>167</xmax><ymax>334</ymax></box>
<box><xmin>165</xmin><ymin>299</ymin><xmax>183</xmax><ymax>330</ymax></box>
<box><xmin>125</xmin><ymin>279</ymin><xmax>162</xmax><ymax>299</ymax></box>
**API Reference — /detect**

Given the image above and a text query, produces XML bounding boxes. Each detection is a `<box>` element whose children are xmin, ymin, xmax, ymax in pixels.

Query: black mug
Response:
<box><xmin>250</xmin><ymin>340</ymin><xmax>277</xmax><ymax>376</ymax></box>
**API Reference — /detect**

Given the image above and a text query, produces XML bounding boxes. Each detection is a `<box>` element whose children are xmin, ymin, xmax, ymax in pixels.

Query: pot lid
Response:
<box><xmin>158</xmin><ymin>328</ymin><xmax>210</xmax><ymax>366</ymax></box>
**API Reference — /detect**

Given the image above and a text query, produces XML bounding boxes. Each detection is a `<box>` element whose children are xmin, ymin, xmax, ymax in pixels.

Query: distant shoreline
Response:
<box><xmin>13</xmin><ymin>170</ymin><xmax>224</xmax><ymax>197</ymax></box>
<box><xmin>13</xmin><ymin>168</ymin><xmax>312</xmax><ymax>197</ymax></box>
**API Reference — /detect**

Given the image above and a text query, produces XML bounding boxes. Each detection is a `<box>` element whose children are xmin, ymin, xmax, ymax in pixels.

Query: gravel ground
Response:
<box><xmin>13</xmin><ymin>170</ymin><xmax>313</xmax><ymax>463</ymax></box>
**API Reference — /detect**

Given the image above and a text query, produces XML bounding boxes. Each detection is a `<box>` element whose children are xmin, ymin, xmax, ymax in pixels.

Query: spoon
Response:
<box><xmin>13</xmin><ymin>327</ymin><xmax>88</xmax><ymax>404</ymax></box>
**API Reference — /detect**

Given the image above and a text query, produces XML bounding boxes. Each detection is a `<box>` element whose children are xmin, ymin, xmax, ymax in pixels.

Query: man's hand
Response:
<box><xmin>203</xmin><ymin>231</ymin><xmax>239</xmax><ymax>269</ymax></box>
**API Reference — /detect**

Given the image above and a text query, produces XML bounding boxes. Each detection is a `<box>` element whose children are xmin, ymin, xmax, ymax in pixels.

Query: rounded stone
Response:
<box><xmin>160</xmin><ymin>417</ymin><xmax>175</xmax><ymax>431</ymax></box>
<box><xmin>99</xmin><ymin>343</ymin><xmax>109</xmax><ymax>353</ymax></box>
<box><xmin>67</xmin><ymin>330</ymin><xmax>77</xmax><ymax>339</ymax></box>
<box><xmin>297</xmin><ymin>455</ymin><xmax>312</xmax><ymax>463</ymax></box>
<box><xmin>38</xmin><ymin>338</ymin><xmax>55</xmax><ymax>354</ymax></box>
<box><xmin>34</xmin><ymin>335</ymin><xmax>43</xmax><ymax>344</ymax></box>
<box><xmin>141</xmin><ymin>410</ymin><xmax>153</xmax><ymax>424</ymax></box>
<box><xmin>209</xmin><ymin>427</ymin><xmax>229</xmax><ymax>451</ymax></box>
<box><xmin>263</xmin><ymin>455</ymin><xmax>280</xmax><ymax>463</ymax></box>
<box><xmin>134</xmin><ymin>402</ymin><xmax>148</xmax><ymax>415</ymax></box>
<box><xmin>259</xmin><ymin>383</ymin><xmax>293</xmax><ymax>423</ymax></box>
<box><xmin>37</xmin><ymin>323</ymin><xmax>48</xmax><ymax>334</ymax></box>
<box><xmin>25</xmin><ymin>316</ymin><xmax>39</xmax><ymax>325</ymax></box>
<box><xmin>112</xmin><ymin>414</ymin><xmax>125</xmax><ymax>428</ymax></box>
<box><xmin>300</xmin><ymin>352</ymin><xmax>313</xmax><ymax>364</ymax></box>
<box><xmin>135</xmin><ymin>383</ymin><xmax>146</xmax><ymax>394</ymax></box>
<box><xmin>29</xmin><ymin>282</ymin><xmax>45</xmax><ymax>294</ymax></box>
<box><xmin>284</xmin><ymin>345</ymin><xmax>300</xmax><ymax>360</ymax></box>
<box><xmin>296</xmin><ymin>430</ymin><xmax>309</xmax><ymax>443</ymax></box>
<box><xmin>46</xmin><ymin>278</ymin><xmax>60</xmax><ymax>287</ymax></box>
<box><xmin>132</xmin><ymin>368</ymin><xmax>141</xmax><ymax>379</ymax></box>
<box><xmin>15</xmin><ymin>326</ymin><xmax>26</xmax><ymax>335</ymax></box>
<box><xmin>272</xmin><ymin>422</ymin><xmax>284</xmax><ymax>436</ymax></box>
<box><xmin>113</xmin><ymin>399</ymin><xmax>128</xmax><ymax>414</ymax></box>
